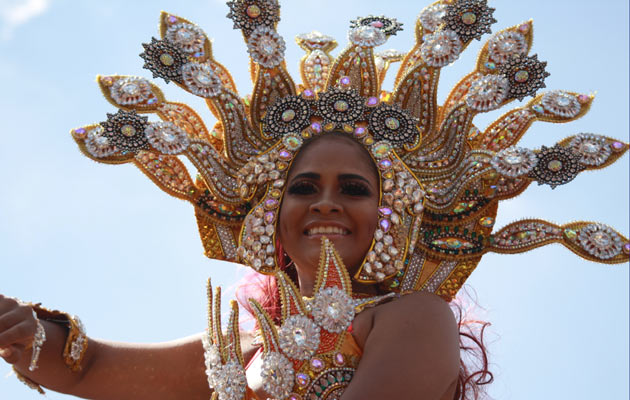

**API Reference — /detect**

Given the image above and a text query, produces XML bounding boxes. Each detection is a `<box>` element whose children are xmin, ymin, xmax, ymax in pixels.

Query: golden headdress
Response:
<box><xmin>71</xmin><ymin>0</ymin><xmax>629</xmax><ymax>302</ymax></box>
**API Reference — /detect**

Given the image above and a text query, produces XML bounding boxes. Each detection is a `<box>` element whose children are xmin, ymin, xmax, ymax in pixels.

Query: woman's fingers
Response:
<box><xmin>0</xmin><ymin>320</ymin><xmax>37</xmax><ymax>348</ymax></box>
<box><xmin>0</xmin><ymin>344</ymin><xmax>24</xmax><ymax>364</ymax></box>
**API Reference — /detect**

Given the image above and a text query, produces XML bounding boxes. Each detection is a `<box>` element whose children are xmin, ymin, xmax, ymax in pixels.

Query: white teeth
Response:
<box><xmin>306</xmin><ymin>226</ymin><xmax>348</xmax><ymax>236</ymax></box>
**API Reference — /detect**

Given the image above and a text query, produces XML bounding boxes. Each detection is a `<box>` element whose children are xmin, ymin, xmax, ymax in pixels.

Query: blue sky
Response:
<box><xmin>1</xmin><ymin>1</ymin><xmax>628</xmax><ymax>399</ymax></box>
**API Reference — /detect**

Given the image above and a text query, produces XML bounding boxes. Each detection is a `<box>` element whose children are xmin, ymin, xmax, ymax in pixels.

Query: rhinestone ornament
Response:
<box><xmin>100</xmin><ymin>110</ymin><xmax>149</xmax><ymax>153</ymax></box>
<box><xmin>498</xmin><ymin>54</ymin><xmax>550</xmax><ymax>100</ymax></box>
<box><xmin>466</xmin><ymin>74</ymin><xmax>509</xmax><ymax>111</ymax></box>
<box><xmin>85</xmin><ymin>126</ymin><xmax>118</xmax><ymax>158</ymax></box>
<box><xmin>541</xmin><ymin>91</ymin><xmax>581</xmax><ymax>118</ymax></box>
<box><xmin>348</xmin><ymin>25</ymin><xmax>387</xmax><ymax>47</ymax></box>
<box><xmin>491</xmin><ymin>146</ymin><xmax>538</xmax><ymax>177</ymax></box>
<box><xmin>311</xmin><ymin>287</ymin><xmax>355</xmax><ymax>333</ymax></box>
<box><xmin>109</xmin><ymin>77</ymin><xmax>152</xmax><ymax>106</ymax></box>
<box><xmin>487</xmin><ymin>31</ymin><xmax>527</xmax><ymax>64</ymax></box>
<box><xmin>247</xmin><ymin>26</ymin><xmax>286</xmax><ymax>68</ymax></box>
<box><xmin>181</xmin><ymin>63</ymin><xmax>224</xmax><ymax>98</ymax></box>
<box><xmin>443</xmin><ymin>0</ymin><xmax>497</xmax><ymax>42</ymax></box>
<box><xmin>419</xmin><ymin>3</ymin><xmax>447</xmax><ymax>32</ymax></box>
<box><xmin>261</xmin><ymin>352</ymin><xmax>295</xmax><ymax>399</ymax></box>
<box><xmin>165</xmin><ymin>23</ymin><xmax>206</xmax><ymax>53</ymax></box>
<box><xmin>529</xmin><ymin>145</ymin><xmax>583</xmax><ymax>188</ymax></box>
<box><xmin>420</xmin><ymin>30</ymin><xmax>463</xmax><ymax>67</ymax></box>
<box><xmin>226</xmin><ymin>0</ymin><xmax>280</xmax><ymax>35</ymax></box>
<box><xmin>578</xmin><ymin>223</ymin><xmax>623</xmax><ymax>260</ymax></box>
<box><xmin>144</xmin><ymin>122</ymin><xmax>190</xmax><ymax>154</ymax></box>
<box><xmin>569</xmin><ymin>133</ymin><xmax>612</xmax><ymax>166</ymax></box>
<box><xmin>278</xmin><ymin>315</ymin><xmax>321</xmax><ymax>360</ymax></box>
<box><xmin>264</xmin><ymin>95</ymin><xmax>312</xmax><ymax>138</ymax></box>
<box><xmin>140</xmin><ymin>38</ymin><xmax>187</xmax><ymax>83</ymax></box>
<box><xmin>368</xmin><ymin>104</ymin><xmax>418</xmax><ymax>144</ymax></box>
<box><xmin>349</xmin><ymin>15</ymin><xmax>404</xmax><ymax>36</ymax></box>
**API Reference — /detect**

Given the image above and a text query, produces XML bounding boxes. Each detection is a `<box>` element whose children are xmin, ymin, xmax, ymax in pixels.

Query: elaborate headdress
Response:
<box><xmin>71</xmin><ymin>0</ymin><xmax>628</xmax><ymax>301</ymax></box>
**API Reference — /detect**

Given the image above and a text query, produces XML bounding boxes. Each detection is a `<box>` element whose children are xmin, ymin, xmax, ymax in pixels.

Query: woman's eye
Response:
<box><xmin>287</xmin><ymin>181</ymin><xmax>317</xmax><ymax>195</ymax></box>
<box><xmin>341</xmin><ymin>182</ymin><xmax>371</xmax><ymax>196</ymax></box>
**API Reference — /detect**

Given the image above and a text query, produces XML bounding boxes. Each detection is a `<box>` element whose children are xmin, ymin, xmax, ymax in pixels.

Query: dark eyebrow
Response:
<box><xmin>291</xmin><ymin>172</ymin><xmax>320</xmax><ymax>182</ymax></box>
<box><xmin>291</xmin><ymin>172</ymin><xmax>371</xmax><ymax>185</ymax></box>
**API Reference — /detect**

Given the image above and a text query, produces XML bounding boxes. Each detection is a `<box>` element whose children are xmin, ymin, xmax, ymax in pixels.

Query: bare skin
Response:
<box><xmin>1</xmin><ymin>134</ymin><xmax>460</xmax><ymax>399</ymax></box>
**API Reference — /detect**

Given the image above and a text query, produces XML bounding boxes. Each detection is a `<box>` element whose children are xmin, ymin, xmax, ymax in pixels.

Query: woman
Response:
<box><xmin>2</xmin><ymin>0</ymin><xmax>628</xmax><ymax>400</ymax></box>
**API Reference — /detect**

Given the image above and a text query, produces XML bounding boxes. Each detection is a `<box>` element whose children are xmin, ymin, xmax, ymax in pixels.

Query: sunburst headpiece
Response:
<box><xmin>71</xmin><ymin>0</ymin><xmax>628</xmax><ymax>300</ymax></box>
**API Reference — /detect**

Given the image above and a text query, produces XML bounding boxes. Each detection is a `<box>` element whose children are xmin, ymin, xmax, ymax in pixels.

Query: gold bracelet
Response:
<box><xmin>29</xmin><ymin>303</ymin><xmax>88</xmax><ymax>372</ymax></box>
<box><xmin>13</xmin><ymin>366</ymin><xmax>45</xmax><ymax>395</ymax></box>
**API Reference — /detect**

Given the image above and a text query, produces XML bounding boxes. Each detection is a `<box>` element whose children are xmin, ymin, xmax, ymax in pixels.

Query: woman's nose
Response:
<box><xmin>309</xmin><ymin>191</ymin><xmax>342</xmax><ymax>214</ymax></box>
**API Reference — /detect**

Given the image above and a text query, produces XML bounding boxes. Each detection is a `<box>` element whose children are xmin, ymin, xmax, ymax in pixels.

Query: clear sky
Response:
<box><xmin>1</xmin><ymin>0</ymin><xmax>628</xmax><ymax>399</ymax></box>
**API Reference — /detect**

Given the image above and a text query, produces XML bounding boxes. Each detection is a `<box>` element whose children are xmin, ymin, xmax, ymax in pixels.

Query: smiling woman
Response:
<box><xmin>0</xmin><ymin>0</ymin><xmax>628</xmax><ymax>399</ymax></box>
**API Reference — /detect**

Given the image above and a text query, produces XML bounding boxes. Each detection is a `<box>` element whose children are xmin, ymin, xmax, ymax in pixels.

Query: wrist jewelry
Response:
<box><xmin>13</xmin><ymin>366</ymin><xmax>46</xmax><ymax>395</ymax></box>
<box><xmin>28</xmin><ymin>312</ymin><xmax>46</xmax><ymax>372</ymax></box>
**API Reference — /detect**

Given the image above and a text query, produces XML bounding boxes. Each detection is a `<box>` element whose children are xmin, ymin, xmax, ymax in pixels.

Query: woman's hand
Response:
<box><xmin>0</xmin><ymin>294</ymin><xmax>38</xmax><ymax>365</ymax></box>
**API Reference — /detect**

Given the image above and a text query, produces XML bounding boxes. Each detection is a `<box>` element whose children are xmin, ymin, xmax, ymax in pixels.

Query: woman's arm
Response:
<box><xmin>0</xmin><ymin>294</ymin><xmax>253</xmax><ymax>400</ymax></box>
<box><xmin>342</xmin><ymin>292</ymin><xmax>460</xmax><ymax>400</ymax></box>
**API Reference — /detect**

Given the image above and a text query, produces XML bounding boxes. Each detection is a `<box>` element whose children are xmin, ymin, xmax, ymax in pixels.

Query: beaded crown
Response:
<box><xmin>71</xmin><ymin>0</ymin><xmax>629</xmax><ymax>300</ymax></box>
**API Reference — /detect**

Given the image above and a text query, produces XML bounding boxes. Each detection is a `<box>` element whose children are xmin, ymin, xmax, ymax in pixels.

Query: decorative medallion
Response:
<box><xmin>368</xmin><ymin>104</ymin><xmax>418</xmax><ymax>144</ymax></box>
<box><xmin>278</xmin><ymin>315</ymin><xmax>320</xmax><ymax>360</ymax></box>
<box><xmin>348</xmin><ymin>25</ymin><xmax>387</xmax><ymax>48</ymax></box>
<box><xmin>109</xmin><ymin>77</ymin><xmax>152</xmax><ymax>106</ymax></box>
<box><xmin>577</xmin><ymin>223</ymin><xmax>623</xmax><ymax>260</ymax></box>
<box><xmin>420</xmin><ymin>30</ymin><xmax>462</xmax><ymax>67</ymax></box>
<box><xmin>443</xmin><ymin>0</ymin><xmax>497</xmax><ymax>42</ymax></box>
<box><xmin>419</xmin><ymin>3</ymin><xmax>447</xmax><ymax>32</ymax></box>
<box><xmin>100</xmin><ymin>109</ymin><xmax>149</xmax><ymax>153</ymax></box>
<box><xmin>296</xmin><ymin>31</ymin><xmax>336</xmax><ymax>50</ymax></box>
<box><xmin>465</xmin><ymin>74</ymin><xmax>509</xmax><ymax>111</ymax></box>
<box><xmin>498</xmin><ymin>54</ymin><xmax>549</xmax><ymax>100</ymax></box>
<box><xmin>85</xmin><ymin>126</ymin><xmax>117</xmax><ymax>158</ymax></box>
<box><xmin>140</xmin><ymin>37</ymin><xmax>187</xmax><ymax>83</ymax></box>
<box><xmin>263</xmin><ymin>95</ymin><xmax>312</xmax><ymax>138</ymax></box>
<box><xmin>246</xmin><ymin>26</ymin><xmax>286</xmax><ymax>68</ymax></box>
<box><xmin>569</xmin><ymin>133</ymin><xmax>612</xmax><ymax>166</ymax></box>
<box><xmin>350</xmin><ymin>15</ymin><xmax>403</xmax><ymax>36</ymax></box>
<box><xmin>487</xmin><ymin>31</ymin><xmax>527</xmax><ymax>64</ymax></box>
<box><xmin>316</xmin><ymin>88</ymin><xmax>365</xmax><ymax>126</ymax></box>
<box><xmin>311</xmin><ymin>287</ymin><xmax>355</xmax><ymax>333</ymax></box>
<box><xmin>145</xmin><ymin>122</ymin><xmax>190</xmax><ymax>154</ymax></box>
<box><xmin>212</xmin><ymin>361</ymin><xmax>247</xmax><ymax>400</ymax></box>
<box><xmin>304</xmin><ymin>368</ymin><xmax>354</xmax><ymax>399</ymax></box>
<box><xmin>226</xmin><ymin>0</ymin><xmax>280</xmax><ymax>36</ymax></box>
<box><xmin>541</xmin><ymin>90</ymin><xmax>581</xmax><ymax>118</ymax></box>
<box><xmin>528</xmin><ymin>145</ymin><xmax>583</xmax><ymax>188</ymax></box>
<box><xmin>491</xmin><ymin>146</ymin><xmax>538</xmax><ymax>177</ymax></box>
<box><xmin>165</xmin><ymin>23</ymin><xmax>206</xmax><ymax>54</ymax></box>
<box><xmin>261</xmin><ymin>352</ymin><xmax>295</xmax><ymax>399</ymax></box>
<box><xmin>181</xmin><ymin>62</ymin><xmax>224</xmax><ymax>98</ymax></box>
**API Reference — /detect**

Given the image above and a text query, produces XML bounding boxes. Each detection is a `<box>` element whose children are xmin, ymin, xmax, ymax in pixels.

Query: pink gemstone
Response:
<box><xmin>303</xmin><ymin>89</ymin><xmax>314</xmax><ymax>98</ymax></box>
<box><xmin>379</xmin><ymin>207</ymin><xmax>392</xmax><ymax>216</ymax></box>
<box><xmin>264</xmin><ymin>211</ymin><xmax>275</xmax><ymax>224</ymax></box>
<box><xmin>612</xmin><ymin>141</ymin><xmax>624</xmax><ymax>150</ymax></box>
<box><xmin>167</xmin><ymin>15</ymin><xmax>177</xmax><ymax>24</ymax></box>
<box><xmin>624</xmin><ymin>243</ymin><xmax>630</xmax><ymax>254</ymax></box>
<box><xmin>335</xmin><ymin>352</ymin><xmax>345</xmax><ymax>365</ymax></box>
<box><xmin>75</xmin><ymin>128</ymin><xmax>86</xmax><ymax>134</ymax></box>
<box><xmin>354</xmin><ymin>127</ymin><xmax>366</xmax><ymax>137</ymax></box>
<box><xmin>311</xmin><ymin>358</ymin><xmax>324</xmax><ymax>369</ymax></box>
<box><xmin>518</xmin><ymin>23</ymin><xmax>529</xmax><ymax>33</ymax></box>
<box><xmin>311</xmin><ymin>122</ymin><xmax>322</xmax><ymax>133</ymax></box>
<box><xmin>265</xmin><ymin>199</ymin><xmax>279</xmax><ymax>209</ymax></box>
<box><xmin>370</xmin><ymin>21</ymin><xmax>384</xmax><ymax>28</ymax></box>
<box><xmin>340</xmin><ymin>76</ymin><xmax>351</xmax><ymax>86</ymax></box>
<box><xmin>296</xmin><ymin>373</ymin><xmax>309</xmax><ymax>387</ymax></box>
<box><xmin>278</xmin><ymin>150</ymin><xmax>292</xmax><ymax>160</ymax></box>
<box><xmin>367</xmin><ymin>97</ymin><xmax>379</xmax><ymax>106</ymax></box>
<box><xmin>380</xmin><ymin>219</ymin><xmax>391</xmax><ymax>232</ymax></box>
<box><xmin>577</xmin><ymin>94</ymin><xmax>589</xmax><ymax>104</ymax></box>
<box><xmin>378</xmin><ymin>159</ymin><xmax>392</xmax><ymax>169</ymax></box>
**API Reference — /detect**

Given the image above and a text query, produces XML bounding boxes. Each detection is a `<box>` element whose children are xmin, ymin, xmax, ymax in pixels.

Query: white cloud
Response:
<box><xmin>0</xmin><ymin>0</ymin><xmax>51</xmax><ymax>41</ymax></box>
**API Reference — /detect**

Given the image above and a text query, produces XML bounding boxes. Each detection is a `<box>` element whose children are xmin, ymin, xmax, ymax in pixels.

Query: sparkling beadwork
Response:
<box><xmin>420</xmin><ymin>30</ymin><xmax>462</xmax><ymax>67</ymax></box>
<box><xmin>182</xmin><ymin>63</ymin><xmax>223</xmax><ymax>98</ymax></box>
<box><xmin>443</xmin><ymin>0</ymin><xmax>497</xmax><ymax>42</ymax></box>
<box><xmin>140</xmin><ymin>38</ymin><xmax>186</xmax><ymax>83</ymax></box>
<box><xmin>466</xmin><ymin>74</ymin><xmax>509</xmax><ymax>111</ymax></box>
<box><xmin>334</xmin><ymin>100</ymin><xmax>349</xmax><ymax>112</ymax></box>
<box><xmin>311</xmin><ymin>287</ymin><xmax>355</xmax><ymax>333</ymax></box>
<box><xmin>278</xmin><ymin>315</ymin><xmax>320</xmax><ymax>360</ymax></box>
<box><xmin>350</xmin><ymin>15</ymin><xmax>403</xmax><ymax>37</ymax></box>
<box><xmin>247</xmin><ymin>26</ymin><xmax>286</xmax><ymax>68</ymax></box>
<box><xmin>165</xmin><ymin>23</ymin><xmax>206</xmax><ymax>53</ymax></box>
<box><xmin>541</xmin><ymin>91</ymin><xmax>581</xmax><ymax>118</ymax></box>
<box><xmin>369</xmin><ymin>104</ymin><xmax>418</xmax><ymax>144</ymax></box>
<box><xmin>419</xmin><ymin>3</ymin><xmax>447</xmax><ymax>32</ymax></box>
<box><xmin>479</xmin><ymin>217</ymin><xmax>494</xmax><ymax>227</ymax></box>
<box><xmin>109</xmin><ymin>77</ymin><xmax>152</xmax><ymax>106</ymax></box>
<box><xmin>491</xmin><ymin>146</ymin><xmax>538</xmax><ymax>177</ymax></box>
<box><xmin>282</xmin><ymin>109</ymin><xmax>296</xmax><ymax>122</ymax></box>
<box><xmin>461</xmin><ymin>12</ymin><xmax>477</xmax><ymax>25</ymax></box>
<box><xmin>145</xmin><ymin>122</ymin><xmax>190</xmax><ymax>154</ymax></box>
<box><xmin>529</xmin><ymin>145</ymin><xmax>583</xmax><ymax>188</ymax></box>
<box><xmin>371</xmin><ymin>141</ymin><xmax>392</xmax><ymax>158</ymax></box>
<box><xmin>261</xmin><ymin>352</ymin><xmax>295</xmax><ymax>400</ymax></box>
<box><xmin>283</xmin><ymin>134</ymin><xmax>303</xmax><ymax>151</ymax></box>
<box><xmin>348</xmin><ymin>25</ymin><xmax>387</xmax><ymax>47</ymax></box>
<box><xmin>577</xmin><ymin>223</ymin><xmax>623</xmax><ymax>260</ymax></box>
<box><xmin>569</xmin><ymin>133</ymin><xmax>612</xmax><ymax>166</ymax></box>
<box><xmin>487</xmin><ymin>31</ymin><xmax>527</xmax><ymax>64</ymax></box>
<box><xmin>100</xmin><ymin>109</ymin><xmax>149</xmax><ymax>153</ymax></box>
<box><xmin>85</xmin><ymin>126</ymin><xmax>117</xmax><ymax>158</ymax></box>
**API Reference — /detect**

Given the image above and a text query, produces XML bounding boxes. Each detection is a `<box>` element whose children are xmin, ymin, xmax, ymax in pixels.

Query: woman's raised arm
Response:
<box><xmin>0</xmin><ymin>294</ymin><xmax>253</xmax><ymax>400</ymax></box>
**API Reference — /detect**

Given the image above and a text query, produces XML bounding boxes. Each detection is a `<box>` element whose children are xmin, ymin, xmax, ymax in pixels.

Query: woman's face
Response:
<box><xmin>278</xmin><ymin>134</ymin><xmax>379</xmax><ymax>276</ymax></box>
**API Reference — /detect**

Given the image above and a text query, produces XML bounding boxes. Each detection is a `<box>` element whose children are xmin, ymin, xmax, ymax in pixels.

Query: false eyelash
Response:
<box><xmin>341</xmin><ymin>181</ymin><xmax>371</xmax><ymax>196</ymax></box>
<box><xmin>287</xmin><ymin>181</ymin><xmax>317</xmax><ymax>195</ymax></box>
